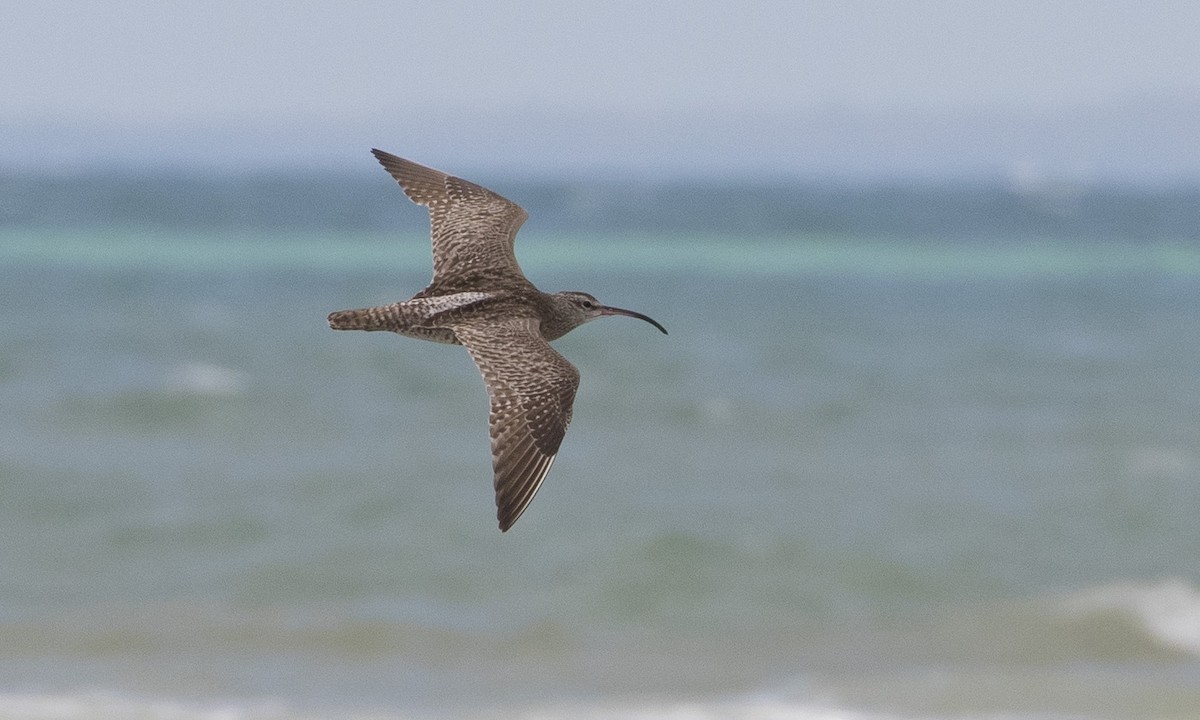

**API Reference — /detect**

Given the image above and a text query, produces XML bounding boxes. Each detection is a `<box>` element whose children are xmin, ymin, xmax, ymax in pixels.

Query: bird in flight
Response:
<box><xmin>329</xmin><ymin>150</ymin><xmax>667</xmax><ymax>532</ymax></box>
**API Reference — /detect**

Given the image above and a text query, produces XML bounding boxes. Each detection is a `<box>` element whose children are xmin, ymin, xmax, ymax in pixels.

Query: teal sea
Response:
<box><xmin>1</xmin><ymin>176</ymin><xmax>1199</xmax><ymax>719</ymax></box>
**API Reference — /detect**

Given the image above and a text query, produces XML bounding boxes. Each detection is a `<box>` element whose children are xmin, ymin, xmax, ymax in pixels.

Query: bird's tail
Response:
<box><xmin>327</xmin><ymin>305</ymin><xmax>397</xmax><ymax>331</ymax></box>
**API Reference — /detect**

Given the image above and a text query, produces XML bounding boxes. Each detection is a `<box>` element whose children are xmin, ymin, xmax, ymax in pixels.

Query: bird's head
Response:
<box><xmin>546</xmin><ymin>291</ymin><xmax>668</xmax><ymax>339</ymax></box>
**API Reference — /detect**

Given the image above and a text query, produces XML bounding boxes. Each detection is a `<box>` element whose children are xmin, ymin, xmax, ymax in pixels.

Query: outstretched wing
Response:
<box><xmin>371</xmin><ymin>149</ymin><xmax>529</xmax><ymax>292</ymax></box>
<box><xmin>454</xmin><ymin>318</ymin><xmax>580</xmax><ymax>532</ymax></box>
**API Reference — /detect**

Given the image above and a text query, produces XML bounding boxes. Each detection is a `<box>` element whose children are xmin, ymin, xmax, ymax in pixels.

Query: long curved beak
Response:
<box><xmin>599</xmin><ymin>305</ymin><xmax>668</xmax><ymax>335</ymax></box>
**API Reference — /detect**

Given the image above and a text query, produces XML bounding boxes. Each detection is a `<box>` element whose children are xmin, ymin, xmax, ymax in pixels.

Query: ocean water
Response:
<box><xmin>2</xmin><ymin>186</ymin><xmax>1200</xmax><ymax>719</ymax></box>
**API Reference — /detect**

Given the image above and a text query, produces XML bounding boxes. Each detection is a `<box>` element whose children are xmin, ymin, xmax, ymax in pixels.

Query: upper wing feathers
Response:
<box><xmin>371</xmin><ymin>149</ymin><xmax>529</xmax><ymax>291</ymax></box>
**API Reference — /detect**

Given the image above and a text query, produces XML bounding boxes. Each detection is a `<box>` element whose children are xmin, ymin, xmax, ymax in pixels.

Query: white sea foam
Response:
<box><xmin>1124</xmin><ymin>446</ymin><xmax>1194</xmax><ymax>479</ymax></box>
<box><xmin>165</xmin><ymin>362</ymin><xmax>248</xmax><ymax>396</ymax></box>
<box><xmin>1063</xmin><ymin>578</ymin><xmax>1200</xmax><ymax>656</ymax></box>
<box><xmin>0</xmin><ymin>692</ymin><xmax>1068</xmax><ymax>720</ymax></box>
<box><xmin>0</xmin><ymin>691</ymin><xmax>293</xmax><ymax>720</ymax></box>
<box><xmin>506</xmin><ymin>699</ymin><xmax>914</xmax><ymax>720</ymax></box>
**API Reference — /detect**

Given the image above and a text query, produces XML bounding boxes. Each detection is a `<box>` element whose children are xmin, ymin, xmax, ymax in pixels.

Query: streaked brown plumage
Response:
<box><xmin>329</xmin><ymin>149</ymin><xmax>667</xmax><ymax>532</ymax></box>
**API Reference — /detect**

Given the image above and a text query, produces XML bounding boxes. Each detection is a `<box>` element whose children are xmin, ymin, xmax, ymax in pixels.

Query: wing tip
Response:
<box><xmin>494</xmin><ymin>454</ymin><xmax>557</xmax><ymax>534</ymax></box>
<box><xmin>496</xmin><ymin>505</ymin><xmax>529</xmax><ymax>533</ymax></box>
<box><xmin>370</xmin><ymin>147</ymin><xmax>400</xmax><ymax>167</ymax></box>
<box><xmin>496</xmin><ymin>498</ymin><xmax>529</xmax><ymax>533</ymax></box>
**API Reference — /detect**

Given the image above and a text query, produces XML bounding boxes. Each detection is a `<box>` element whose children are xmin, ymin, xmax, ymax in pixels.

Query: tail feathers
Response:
<box><xmin>328</xmin><ymin>306</ymin><xmax>391</xmax><ymax>331</ymax></box>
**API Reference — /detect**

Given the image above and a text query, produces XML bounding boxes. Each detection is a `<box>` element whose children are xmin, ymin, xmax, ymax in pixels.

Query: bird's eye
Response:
<box><xmin>581</xmin><ymin>300</ymin><xmax>595</xmax><ymax>309</ymax></box>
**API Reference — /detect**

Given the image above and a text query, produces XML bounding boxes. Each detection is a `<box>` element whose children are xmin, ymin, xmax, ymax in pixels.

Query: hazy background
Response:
<box><xmin>3</xmin><ymin>4</ymin><xmax>1200</xmax><ymax>720</ymax></box>
<box><xmin>3</xmin><ymin>0</ymin><xmax>1200</xmax><ymax>181</ymax></box>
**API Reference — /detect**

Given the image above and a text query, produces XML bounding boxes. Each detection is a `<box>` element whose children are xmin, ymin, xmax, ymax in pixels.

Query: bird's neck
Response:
<box><xmin>538</xmin><ymin>293</ymin><xmax>583</xmax><ymax>342</ymax></box>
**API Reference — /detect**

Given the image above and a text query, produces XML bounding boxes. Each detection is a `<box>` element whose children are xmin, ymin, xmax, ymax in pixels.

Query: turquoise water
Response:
<box><xmin>6</xmin><ymin>228</ymin><xmax>1200</xmax><ymax>277</ymax></box>
<box><xmin>1</xmin><ymin>226</ymin><xmax>1199</xmax><ymax>719</ymax></box>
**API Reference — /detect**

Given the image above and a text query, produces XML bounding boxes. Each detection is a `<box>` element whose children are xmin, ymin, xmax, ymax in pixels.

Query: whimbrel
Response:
<box><xmin>329</xmin><ymin>150</ymin><xmax>667</xmax><ymax>532</ymax></box>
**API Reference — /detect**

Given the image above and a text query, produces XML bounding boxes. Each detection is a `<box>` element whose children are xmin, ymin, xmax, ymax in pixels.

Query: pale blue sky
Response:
<box><xmin>4</xmin><ymin>1</ymin><xmax>1199</xmax><ymax>178</ymax></box>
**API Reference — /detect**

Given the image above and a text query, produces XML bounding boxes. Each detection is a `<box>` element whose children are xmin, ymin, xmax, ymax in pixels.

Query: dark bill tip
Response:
<box><xmin>601</xmin><ymin>306</ymin><xmax>668</xmax><ymax>335</ymax></box>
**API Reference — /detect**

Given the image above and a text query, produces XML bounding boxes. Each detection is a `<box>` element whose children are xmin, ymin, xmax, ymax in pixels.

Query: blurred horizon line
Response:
<box><xmin>3</xmin><ymin>92</ymin><xmax>1200</xmax><ymax>185</ymax></box>
<box><xmin>4</xmin><ymin>172</ymin><xmax>1199</xmax><ymax>240</ymax></box>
